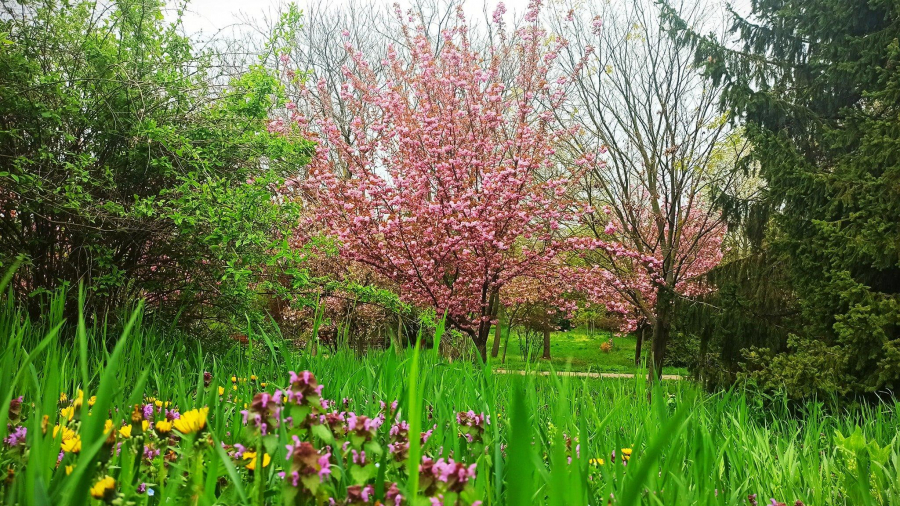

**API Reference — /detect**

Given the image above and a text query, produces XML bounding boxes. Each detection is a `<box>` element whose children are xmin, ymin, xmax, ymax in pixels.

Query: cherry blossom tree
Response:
<box><xmin>295</xmin><ymin>1</ymin><xmax>598</xmax><ymax>359</ymax></box>
<box><xmin>575</xmin><ymin>202</ymin><xmax>726</xmax><ymax>371</ymax></box>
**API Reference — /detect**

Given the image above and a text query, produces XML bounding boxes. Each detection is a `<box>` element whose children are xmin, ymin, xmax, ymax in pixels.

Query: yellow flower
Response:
<box><xmin>88</xmin><ymin>396</ymin><xmax>96</xmax><ymax>407</ymax></box>
<box><xmin>61</xmin><ymin>434</ymin><xmax>82</xmax><ymax>453</ymax></box>
<box><xmin>120</xmin><ymin>419</ymin><xmax>151</xmax><ymax>438</ymax></box>
<box><xmin>231</xmin><ymin>376</ymin><xmax>237</xmax><ymax>383</ymax></box>
<box><xmin>232</xmin><ymin>385</ymin><xmax>237</xmax><ymax>391</ymax></box>
<box><xmin>59</xmin><ymin>392</ymin><xmax>68</xmax><ymax>403</ymax></box>
<box><xmin>72</xmin><ymin>390</ymin><xmax>84</xmax><ymax>410</ymax></box>
<box><xmin>155</xmin><ymin>419</ymin><xmax>173</xmax><ymax>434</ymax></box>
<box><xmin>250</xmin><ymin>375</ymin><xmax>258</xmax><ymax>381</ymax></box>
<box><xmin>53</xmin><ymin>425</ymin><xmax>81</xmax><ymax>453</ymax></box>
<box><xmin>89</xmin><ymin>475</ymin><xmax>116</xmax><ymax>500</ymax></box>
<box><xmin>243</xmin><ymin>451</ymin><xmax>270</xmax><ymax>471</ymax></box>
<box><xmin>173</xmin><ymin>407</ymin><xmax>208</xmax><ymax>435</ymax></box>
<box><xmin>60</xmin><ymin>406</ymin><xmax>75</xmax><ymax>421</ymax></box>
<box><xmin>65</xmin><ymin>465</ymin><xmax>74</xmax><ymax>476</ymax></box>
<box><xmin>218</xmin><ymin>386</ymin><xmax>225</xmax><ymax>396</ymax></box>
<box><xmin>260</xmin><ymin>382</ymin><xmax>267</xmax><ymax>388</ymax></box>
<box><xmin>621</xmin><ymin>448</ymin><xmax>633</xmax><ymax>460</ymax></box>
<box><xmin>104</xmin><ymin>419</ymin><xmax>115</xmax><ymax>435</ymax></box>
<box><xmin>52</xmin><ymin>424</ymin><xmax>72</xmax><ymax>439</ymax></box>
<box><xmin>589</xmin><ymin>458</ymin><xmax>605</xmax><ymax>466</ymax></box>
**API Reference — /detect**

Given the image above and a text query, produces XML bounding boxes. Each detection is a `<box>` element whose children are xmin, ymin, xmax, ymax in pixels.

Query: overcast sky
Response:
<box><xmin>175</xmin><ymin>0</ymin><xmax>536</xmax><ymax>39</ymax></box>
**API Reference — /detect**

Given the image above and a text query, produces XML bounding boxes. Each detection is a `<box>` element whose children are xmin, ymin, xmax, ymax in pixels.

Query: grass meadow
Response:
<box><xmin>1</xmin><ymin>291</ymin><xmax>898</xmax><ymax>506</ymax></box>
<box><xmin>496</xmin><ymin>328</ymin><xmax>690</xmax><ymax>376</ymax></box>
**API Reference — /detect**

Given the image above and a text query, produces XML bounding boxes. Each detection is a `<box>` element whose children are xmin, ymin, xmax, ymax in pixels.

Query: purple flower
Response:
<box><xmin>3</xmin><ymin>425</ymin><xmax>26</xmax><ymax>446</ymax></box>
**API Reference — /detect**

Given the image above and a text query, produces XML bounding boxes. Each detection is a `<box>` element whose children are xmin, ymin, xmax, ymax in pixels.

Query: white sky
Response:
<box><xmin>175</xmin><ymin>0</ymin><xmax>535</xmax><ymax>38</ymax></box>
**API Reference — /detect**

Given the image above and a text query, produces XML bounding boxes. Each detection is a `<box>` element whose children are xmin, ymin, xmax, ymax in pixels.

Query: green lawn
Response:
<box><xmin>494</xmin><ymin>327</ymin><xmax>689</xmax><ymax>376</ymax></box>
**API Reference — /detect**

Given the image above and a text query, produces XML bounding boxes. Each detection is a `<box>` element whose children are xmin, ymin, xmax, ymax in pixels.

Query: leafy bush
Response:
<box><xmin>0</xmin><ymin>0</ymin><xmax>315</xmax><ymax>326</ymax></box>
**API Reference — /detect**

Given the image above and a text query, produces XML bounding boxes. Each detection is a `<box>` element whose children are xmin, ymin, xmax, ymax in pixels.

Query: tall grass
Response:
<box><xmin>0</xmin><ymin>292</ymin><xmax>897</xmax><ymax>505</ymax></box>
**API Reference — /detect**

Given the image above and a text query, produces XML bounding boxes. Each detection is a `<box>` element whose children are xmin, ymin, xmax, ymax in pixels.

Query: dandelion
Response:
<box><xmin>119</xmin><ymin>421</ymin><xmax>149</xmax><ymax>439</ymax></box>
<box><xmin>155</xmin><ymin>419</ymin><xmax>173</xmax><ymax>435</ymax></box>
<box><xmin>243</xmin><ymin>451</ymin><xmax>271</xmax><ymax>471</ymax></box>
<box><xmin>89</xmin><ymin>475</ymin><xmax>116</xmax><ymax>501</ymax></box>
<box><xmin>173</xmin><ymin>407</ymin><xmax>208</xmax><ymax>435</ymax></box>
<box><xmin>53</xmin><ymin>425</ymin><xmax>81</xmax><ymax>453</ymax></box>
<box><xmin>59</xmin><ymin>406</ymin><xmax>75</xmax><ymax>421</ymax></box>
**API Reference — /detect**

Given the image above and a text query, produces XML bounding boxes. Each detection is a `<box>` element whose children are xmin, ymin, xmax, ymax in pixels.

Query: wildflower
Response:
<box><xmin>89</xmin><ymin>475</ymin><xmax>116</xmax><ymax>501</ymax></box>
<box><xmin>589</xmin><ymin>458</ymin><xmax>605</xmax><ymax>466</ymax></box>
<box><xmin>385</xmin><ymin>483</ymin><xmax>404</xmax><ymax>506</ymax></box>
<box><xmin>748</xmin><ymin>494</ymin><xmax>758</xmax><ymax>506</ymax></box>
<box><xmin>243</xmin><ymin>451</ymin><xmax>271</xmax><ymax>471</ymax></box>
<box><xmin>345</xmin><ymin>484</ymin><xmax>375</xmax><ymax>504</ymax></box>
<box><xmin>284</xmin><ymin>437</ymin><xmax>332</xmax><ymax>489</ymax></box>
<box><xmin>173</xmin><ymin>407</ymin><xmax>208</xmax><ymax>435</ymax></box>
<box><xmin>65</xmin><ymin>465</ymin><xmax>74</xmax><ymax>475</ymax></box>
<box><xmin>155</xmin><ymin>419</ymin><xmax>173</xmax><ymax>435</ymax></box>
<box><xmin>231</xmin><ymin>376</ymin><xmax>237</xmax><ymax>383</ymax></box>
<box><xmin>119</xmin><ymin>421</ymin><xmax>149</xmax><ymax>439</ymax></box>
<box><xmin>218</xmin><ymin>386</ymin><xmax>225</xmax><ymax>396</ymax></box>
<box><xmin>3</xmin><ymin>426</ymin><xmax>26</xmax><ymax>447</ymax></box>
<box><xmin>250</xmin><ymin>375</ymin><xmax>258</xmax><ymax>381</ymax></box>
<box><xmin>53</xmin><ymin>425</ymin><xmax>81</xmax><ymax>453</ymax></box>
<box><xmin>242</xmin><ymin>392</ymin><xmax>281</xmax><ymax>435</ymax></box>
<box><xmin>143</xmin><ymin>444</ymin><xmax>160</xmax><ymax>460</ymax></box>
<box><xmin>72</xmin><ymin>390</ymin><xmax>84</xmax><ymax>410</ymax></box>
<box><xmin>456</xmin><ymin>411</ymin><xmax>489</xmax><ymax>443</ymax></box>
<box><xmin>203</xmin><ymin>371</ymin><xmax>212</xmax><ymax>387</ymax></box>
<box><xmin>419</xmin><ymin>457</ymin><xmax>477</xmax><ymax>493</ymax></box>
<box><xmin>346</xmin><ymin>413</ymin><xmax>383</xmax><ymax>444</ymax></box>
<box><xmin>285</xmin><ymin>371</ymin><xmax>324</xmax><ymax>406</ymax></box>
<box><xmin>769</xmin><ymin>501</ymin><xmax>786</xmax><ymax>506</ymax></box>
<box><xmin>59</xmin><ymin>406</ymin><xmax>75</xmax><ymax>421</ymax></box>
<box><xmin>59</xmin><ymin>392</ymin><xmax>67</xmax><ymax>403</ymax></box>
<box><xmin>621</xmin><ymin>447</ymin><xmax>633</xmax><ymax>462</ymax></box>
<box><xmin>8</xmin><ymin>396</ymin><xmax>23</xmax><ymax>422</ymax></box>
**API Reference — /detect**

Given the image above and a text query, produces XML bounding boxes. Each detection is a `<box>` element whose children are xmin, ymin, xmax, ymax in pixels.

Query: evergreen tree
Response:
<box><xmin>662</xmin><ymin>0</ymin><xmax>900</xmax><ymax>395</ymax></box>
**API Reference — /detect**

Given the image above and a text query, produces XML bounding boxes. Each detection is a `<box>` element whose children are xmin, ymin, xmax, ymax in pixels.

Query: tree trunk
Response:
<box><xmin>501</xmin><ymin>327</ymin><xmax>511</xmax><ymax>364</ymax></box>
<box><xmin>648</xmin><ymin>289</ymin><xmax>672</xmax><ymax>383</ymax></box>
<box><xmin>475</xmin><ymin>320</ymin><xmax>491</xmax><ymax>362</ymax></box>
<box><xmin>490</xmin><ymin>308</ymin><xmax>503</xmax><ymax>358</ymax></box>
<box><xmin>542</xmin><ymin>328</ymin><xmax>551</xmax><ymax>359</ymax></box>
<box><xmin>634</xmin><ymin>324</ymin><xmax>646</xmax><ymax>366</ymax></box>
